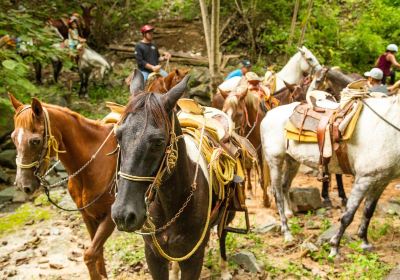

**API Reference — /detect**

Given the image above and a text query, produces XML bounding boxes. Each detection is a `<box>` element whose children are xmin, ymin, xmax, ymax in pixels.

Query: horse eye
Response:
<box><xmin>29</xmin><ymin>138</ymin><xmax>41</xmax><ymax>146</ymax></box>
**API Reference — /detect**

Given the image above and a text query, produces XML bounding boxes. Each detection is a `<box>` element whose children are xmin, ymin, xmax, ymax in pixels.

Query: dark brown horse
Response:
<box><xmin>146</xmin><ymin>68</ymin><xmax>190</xmax><ymax>93</ymax></box>
<box><xmin>9</xmin><ymin>93</ymin><xmax>116</xmax><ymax>280</ymax></box>
<box><xmin>112</xmin><ymin>70</ymin><xmax>237</xmax><ymax>279</ymax></box>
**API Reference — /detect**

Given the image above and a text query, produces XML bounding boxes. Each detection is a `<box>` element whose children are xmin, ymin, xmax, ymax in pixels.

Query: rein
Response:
<box><xmin>362</xmin><ymin>99</ymin><xmax>400</xmax><ymax>132</ymax></box>
<box><xmin>15</xmin><ymin>106</ymin><xmax>117</xmax><ymax>211</ymax></box>
<box><xmin>117</xmin><ymin>112</ymin><xmax>213</xmax><ymax>262</ymax></box>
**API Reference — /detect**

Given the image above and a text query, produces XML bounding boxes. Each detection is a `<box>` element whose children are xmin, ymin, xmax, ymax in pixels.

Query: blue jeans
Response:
<box><xmin>141</xmin><ymin>69</ymin><xmax>168</xmax><ymax>81</ymax></box>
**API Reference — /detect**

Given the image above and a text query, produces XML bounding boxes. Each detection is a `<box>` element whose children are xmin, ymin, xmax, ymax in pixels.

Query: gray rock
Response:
<box><xmin>381</xmin><ymin>200</ymin><xmax>400</xmax><ymax>215</ymax></box>
<box><xmin>12</xmin><ymin>190</ymin><xmax>28</xmax><ymax>203</ymax></box>
<box><xmin>231</xmin><ymin>251</ymin><xmax>263</xmax><ymax>273</ymax></box>
<box><xmin>317</xmin><ymin>225</ymin><xmax>339</xmax><ymax>245</ymax></box>
<box><xmin>54</xmin><ymin>162</ymin><xmax>66</xmax><ymax>172</ymax></box>
<box><xmin>301</xmin><ymin>241</ymin><xmax>319</xmax><ymax>252</ymax></box>
<box><xmin>57</xmin><ymin>171</ymin><xmax>68</xmax><ymax>179</ymax></box>
<box><xmin>188</xmin><ymin>67</ymin><xmax>210</xmax><ymax>88</ymax></box>
<box><xmin>289</xmin><ymin>187</ymin><xmax>322</xmax><ymax>213</ymax></box>
<box><xmin>0</xmin><ymin>167</ymin><xmax>9</xmax><ymax>183</ymax></box>
<box><xmin>0</xmin><ymin>187</ymin><xmax>15</xmax><ymax>203</ymax></box>
<box><xmin>0</xmin><ymin>149</ymin><xmax>16</xmax><ymax>169</ymax></box>
<box><xmin>254</xmin><ymin>215</ymin><xmax>280</xmax><ymax>234</ymax></box>
<box><xmin>385</xmin><ymin>265</ymin><xmax>400</xmax><ymax>280</ymax></box>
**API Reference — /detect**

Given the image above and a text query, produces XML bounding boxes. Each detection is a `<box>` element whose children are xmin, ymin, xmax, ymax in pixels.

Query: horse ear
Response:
<box><xmin>8</xmin><ymin>92</ymin><xmax>23</xmax><ymax>111</ymax></box>
<box><xmin>130</xmin><ymin>69</ymin><xmax>145</xmax><ymax>95</ymax></box>
<box><xmin>31</xmin><ymin>98</ymin><xmax>43</xmax><ymax>118</ymax></box>
<box><xmin>175</xmin><ymin>68</ymin><xmax>179</xmax><ymax>75</ymax></box>
<box><xmin>283</xmin><ymin>81</ymin><xmax>295</xmax><ymax>91</ymax></box>
<box><xmin>297</xmin><ymin>47</ymin><xmax>305</xmax><ymax>55</ymax></box>
<box><xmin>163</xmin><ymin>75</ymin><xmax>190</xmax><ymax>111</ymax></box>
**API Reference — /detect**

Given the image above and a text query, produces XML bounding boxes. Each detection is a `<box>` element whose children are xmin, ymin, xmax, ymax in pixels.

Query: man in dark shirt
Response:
<box><xmin>135</xmin><ymin>24</ymin><xmax>171</xmax><ymax>81</ymax></box>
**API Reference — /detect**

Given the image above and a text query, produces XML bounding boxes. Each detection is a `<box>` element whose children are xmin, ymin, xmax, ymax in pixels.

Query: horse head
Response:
<box><xmin>297</xmin><ymin>46</ymin><xmax>322</xmax><ymax>75</ymax></box>
<box><xmin>9</xmin><ymin>94</ymin><xmax>50</xmax><ymax>195</ymax></box>
<box><xmin>111</xmin><ymin>70</ymin><xmax>190</xmax><ymax>232</ymax></box>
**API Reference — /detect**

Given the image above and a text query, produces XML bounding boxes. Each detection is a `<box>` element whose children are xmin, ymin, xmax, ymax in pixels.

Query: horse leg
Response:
<box><xmin>219</xmin><ymin>229</ymin><xmax>232</xmax><ymax>280</ymax></box>
<box><xmin>179</xmin><ymin>244</ymin><xmax>207</xmax><ymax>280</ymax></box>
<box><xmin>79</xmin><ymin>71</ymin><xmax>85</xmax><ymax>98</ymax></box>
<box><xmin>144</xmin><ymin>242</ymin><xmax>169</xmax><ymax>280</ymax></box>
<box><xmin>259</xmin><ymin>152</ymin><xmax>270</xmax><ymax>208</ymax></box>
<box><xmin>81</xmin><ymin>214</ymin><xmax>102</xmax><ymax>279</ymax></box>
<box><xmin>281</xmin><ymin>155</ymin><xmax>300</xmax><ymax>218</ymax></box>
<box><xmin>321</xmin><ymin>174</ymin><xmax>333</xmax><ymax>208</ymax></box>
<box><xmin>336</xmin><ymin>174</ymin><xmax>347</xmax><ymax>207</ymax></box>
<box><xmin>246</xmin><ymin>168</ymin><xmax>254</xmax><ymax>199</ymax></box>
<box><xmin>52</xmin><ymin>59</ymin><xmax>62</xmax><ymax>83</ymax></box>
<box><xmin>33</xmin><ymin>61</ymin><xmax>42</xmax><ymax>84</ymax></box>
<box><xmin>357</xmin><ymin>184</ymin><xmax>386</xmax><ymax>251</ymax></box>
<box><xmin>82</xmin><ymin>213</ymin><xmax>115</xmax><ymax>279</ymax></box>
<box><xmin>329</xmin><ymin>176</ymin><xmax>374</xmax><ymax>257</ymax></box>
<box><xmin>268</xmin><ymin>155</ymin><xmax>293</xmax><ymax>242</ymax></box>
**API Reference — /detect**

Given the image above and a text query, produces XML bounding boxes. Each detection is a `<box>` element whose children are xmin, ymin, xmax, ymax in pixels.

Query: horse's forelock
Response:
<box><xmin>14</xmin><ymin>108</ymin><xmax>35</xmax><ymax>130</ymax></box>
<box><xmin>223</xmin><ymin>95</ymin><xmax>239</xmax><ymax>112</ymax></box>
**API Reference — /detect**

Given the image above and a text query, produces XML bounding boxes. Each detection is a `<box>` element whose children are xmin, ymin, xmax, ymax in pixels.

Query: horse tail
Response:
<box><xmin>262</xmin><ymin>151</ymin><xmax>271</xmax><ymax>193</ymax></box>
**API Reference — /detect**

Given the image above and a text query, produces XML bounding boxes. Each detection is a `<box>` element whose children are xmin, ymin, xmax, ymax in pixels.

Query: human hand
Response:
<box><xmin>164</xmin><ymin>52</ymin><xmax>171</xmax><ymax>60</ymax></box>
<box><xmin>152</xmin><ymin>65</ymin><xmax>161</xmax><ymax>72</ymax></box>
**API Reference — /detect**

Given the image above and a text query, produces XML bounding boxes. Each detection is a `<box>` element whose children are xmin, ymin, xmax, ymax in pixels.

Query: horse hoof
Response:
<box><xmin>322</xmin><ymin>199</ymin><xmax>333</xmax><ymax>208</ymax></box>
<box><xmin>285</xmin><ymin>210</ymin><xmax>294</xmax><ymax>219</ymax></box>
<box><xmin>360</xmin><ymin>242</ymin><xmax>373</xmax><ymax>251</ymax></box>
<box><xmin>284</xmin><ymin>232</ymin><xmax>294</xmax><ymax>243</ymax></box>
<box><xmin>328</xmin><ymin>247</ymin><xmax>339</xmax><ymax>258</ymax></box>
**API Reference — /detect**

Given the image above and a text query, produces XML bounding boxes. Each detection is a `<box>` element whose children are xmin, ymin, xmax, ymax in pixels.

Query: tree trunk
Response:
<box><xmin>288</xmin><ymin>0</ymin><xmax>300</xmax><ymax>49</ymax></box>
<box><xmin>298</xmin><ymin>0</ymin><xmax>314</xmax><ymax>46</ymax></box>
<box><xmin>234</xmin><ymin>0</ymin><xmax>257</xmax><ymax>60</ymax></box>
<box><xmin>199</xmin><ymin>0</ymin><xmax>211</xmax><ymax>62</ymax></box>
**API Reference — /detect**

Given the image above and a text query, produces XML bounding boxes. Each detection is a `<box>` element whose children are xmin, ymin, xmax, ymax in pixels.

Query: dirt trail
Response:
<box><xmin>1</xmin><ymin>173</ymin><xmax>400</xmax><ymax>279</ymax></box>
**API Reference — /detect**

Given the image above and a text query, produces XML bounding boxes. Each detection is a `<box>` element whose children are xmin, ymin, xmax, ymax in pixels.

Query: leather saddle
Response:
<box><xmin>288</xmin><ymin>100</ymin><xmax>360</xmax><ymax>180</ymax></box>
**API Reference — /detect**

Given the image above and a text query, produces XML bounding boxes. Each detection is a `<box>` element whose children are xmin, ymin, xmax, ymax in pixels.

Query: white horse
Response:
<box><xmin>264</xmin><ymin>46</ymin><xmax>322</xmax><ymax>93</ymax></box>
<box><xmin>78</xmin><ymin>47</ymin><xmax>112</xmax><ymax>97</ymax></box>
<box><xmin>260</xmin><ymin>94</ymin><xmax>400</xmax><ymax>257</ymax></box>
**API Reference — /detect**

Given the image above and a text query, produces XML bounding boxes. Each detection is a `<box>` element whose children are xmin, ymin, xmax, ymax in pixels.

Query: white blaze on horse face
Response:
<box><xmin>184</xmin><ymin>135</ymin><xmax>209</xmax><ymax>183</ymax></box>
<box><xmin>17</xmin><ymin>128</ymin><xmax>24</xmax><ymax>147</ymax></box>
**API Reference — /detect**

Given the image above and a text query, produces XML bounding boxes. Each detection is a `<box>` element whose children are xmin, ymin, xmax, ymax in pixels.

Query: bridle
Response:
<box><xmin>15</xmin><ymin>105</ymin><xmax>116</xmax><ymax>211</ymax></box>
<box><xmin>15</xmin><ymin>106</ymin><xmax>65</xmax><ymax>180</ymax></box>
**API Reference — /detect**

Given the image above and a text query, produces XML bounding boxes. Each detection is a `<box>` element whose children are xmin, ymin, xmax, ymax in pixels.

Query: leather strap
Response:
<box><xmin>335</xmin><ymin>142</ymin><xmax>353</xmax><ymax>174</ymax></box>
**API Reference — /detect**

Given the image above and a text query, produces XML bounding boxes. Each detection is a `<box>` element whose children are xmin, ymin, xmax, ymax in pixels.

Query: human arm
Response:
<box><xmin>387</xmin><ymin>53</ymin><xmax>400</xmax><ymax>68</ymax></box>
<box><xmin>159</xmin><ymin>52</ymin><xmax>171</xmax><ymax>62</ymax></box>
<box><xmin>135</xmin><ymin>44</ymin><xmax>161</xmax><ymax>72</ymax></box>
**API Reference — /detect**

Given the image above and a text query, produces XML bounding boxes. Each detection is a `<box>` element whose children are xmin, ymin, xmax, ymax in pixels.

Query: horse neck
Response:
<box><xmin>276</xmin><ymin>53</ymin><xmax>304</xmax><ymax>90</ymax></box>
<box><xmin>157</xmin><ymin>118</ymin><xmax>197</xmax><ymax>221</ymax></box>
<box><xmin>46</xmin><ymin>107</ymin><xmax>114</xmax><ymax>175</ymax></box>
<box><xmin>163</xmin><ymin>73</ymin><xmax>175</xmax><ymax>91</ymax></box>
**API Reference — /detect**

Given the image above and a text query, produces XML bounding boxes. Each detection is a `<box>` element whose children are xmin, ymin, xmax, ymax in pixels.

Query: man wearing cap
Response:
<box><xmin>135</xmin><ymin>24</ymin><xmax>171</xmax><ymax>81</ymax></box>
<box><xmin>375</xmin><ymin>44</ymin><xmax>400</xmax><ymax>85</ymax></box>
<box><xmin>225</xmin><ymin>60</ymin><xmax>252</xmax><ymax>80</ymax></box>
<box><xmin>364</xmin><ymin>68</ymin><xmax>388</xmax><ymax>94</ymax></box>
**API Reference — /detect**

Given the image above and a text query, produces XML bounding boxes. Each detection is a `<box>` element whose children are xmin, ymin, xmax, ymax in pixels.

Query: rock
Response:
<box><xmin>50</xmin><ymin>228</ymin><xmax>61</xmax><ymax>235</ymax></box>
<box><xmin>0</xmin><ymin>167</ymin><xmax>9</xmax><ymax>183</ymax></box>
<box><xmin>289</xmin><ymin>187</ymin><xmax>322</xmax><ymax>213</ymax></box>
<box><xmin>2</xmin><ymin>240</ymin><xmax>8</xmax><ymax>246</ymax></box>
<box><xmin>301</xmin><ymin>242</ymin><xmax>319</xmax><ymax>253</ymax></box>
<box><xmin>54</xmin><ymin>162</ymin><xmax>66</xmax><ymax>172</ymax></box>
<box><xmin>38</xmin><ymin>258</ymin><xmax>49</xmax><ymax>264</ymax></box>
<box><xmin>254</xmin><ymin>216</ymin><xmax>280</xmax><ymax>234</ymax></box>
<box><xmin>381</xmin><ymin>200</ymin><xmax>400</xmax><ymax>215</ymax></box>
<box><xmin>12</xmin><ymin>190</ymin><xmax>28</xmax><ymax>203</ymax></box>
<box><xmin>0</xmin><ymin>149</ymin><xmax>16</xmax><ymax>168</ymax></box>
<box><xmin>317</xmin><ymin>225</ymin><xmax>339</xmax><ymax>245</ymax></box>
<box><xmin>25</xmin><ymin>219</ymin><xmax>34</xmax><ymax>226</ymax></box>
<box><xmin>231</xmin><ymin>251</ymin><xmax>263</xmax><ymax>273</ymax></box>
<box><xmin>14</xmin><ymin>252</ymin><xmax>31</xmax><ymax>266</ymax></box>
<box><xmin>57</xmin><ymin>171</ymin><xmax>68</xmax><ymax>179</ymax></box>
<box><xmin>40</xmin><ymin>249</ymin><xmax>48</xmax><ymax>257</ymax></box>
<box><xmin>386</xmin><ymin>265</ymin><xmax>400</xmax><ymax>280</ymax></box>
<box><xmin>0</xmin><ymin>187</ymin><xmax>15</xmax><ymax>203</ymax></box>
<box><xmin>188</xmin><ymin>67</ymin><xmax>210</xmax><ymax>88</ymax></box>
<box><xmin>49</xmin><ymin>262</ymin><xmax>64</xmax><ymax>269</ymax></box>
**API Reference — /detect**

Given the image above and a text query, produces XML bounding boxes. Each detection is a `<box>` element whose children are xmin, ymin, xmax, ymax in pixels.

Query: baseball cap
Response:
<box><xmin>241</xmin><ymin>60</ymin><xmax>252</xmax><ymax>68</ymax></box>
<box><xmin>364</xmin><ymin>68</ymin><xmax>383</xmax><ymax>80</ymax></box>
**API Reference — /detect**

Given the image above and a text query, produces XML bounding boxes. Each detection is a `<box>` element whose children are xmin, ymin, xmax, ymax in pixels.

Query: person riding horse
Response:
<box><xmin>225</xmin><ymin>59</ymin><xmax>252</xmax><ymax>80</ymax></box>
<box><xmin>364</xmin><ymin>67</ymin><xmax>388</xmax><ymax>94</ymax></box>
<box><xmin>375</xmin><ymin>44</ymin><xmax>400</xmax><ymax>85</ymax></box>
<box><xmin>135</xmin><ymin>24</ymin><xmax>171</xmax><ymax>81</ymax></box>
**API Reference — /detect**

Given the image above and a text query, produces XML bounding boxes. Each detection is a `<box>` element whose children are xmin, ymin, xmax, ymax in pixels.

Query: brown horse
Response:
<box><xmin>222</xmin><ymin>78</ymin><xmax>308</xmax><ymax>207</ymax></box>
<box><xmin>9</xmin><ymin>93</ymin><xmax>116</xmax><ymax>280</ymax></box>
<box><xmin>48</xmin><ymin>4</ymin><xmax>95</xmax><ymax>40</ymax></box>
<box><xmin>146</xmin><ymin>68</ymin><xmax>190</xmax><ymax>93</ymax></box>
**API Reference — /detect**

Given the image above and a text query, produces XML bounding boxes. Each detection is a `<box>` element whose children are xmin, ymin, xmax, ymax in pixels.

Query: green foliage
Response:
<box><xmin>0</xmin><ymin>203</ymin><xmax>52</xmax><ymax>236</ymax></box>
<box><xmin>289</xmin><ymin>216</ymin><xmax>303</xmax><ymax>235</ymax></box>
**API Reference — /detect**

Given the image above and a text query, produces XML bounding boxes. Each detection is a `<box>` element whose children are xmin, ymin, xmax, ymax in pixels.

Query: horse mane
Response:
<box><xmin>244</xmin><ymin>91</ymin><xmax>260</xmax><ymax>110</ymax></box>
<box><xmin>123</xmin><ymin>92</ymin><xmax>171</xmax><ymax>135</ymax></box>
<box><xmin>326</xmin><ymin>68</ymin><xmax>355</xmax><ymax>88</ymax></box>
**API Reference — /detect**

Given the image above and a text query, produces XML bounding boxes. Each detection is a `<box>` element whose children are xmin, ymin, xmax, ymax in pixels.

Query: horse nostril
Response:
<box><xmin>23</xmin><ymin>186</ymin><xmax>33</xmax><ymax>194</ymax></box>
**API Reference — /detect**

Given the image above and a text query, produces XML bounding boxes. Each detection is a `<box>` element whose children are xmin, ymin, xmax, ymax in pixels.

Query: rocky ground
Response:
<box><xmin>1</xmin><ymin>169</ymin><xmax>400</xmax><ymax>279</ymax></box>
